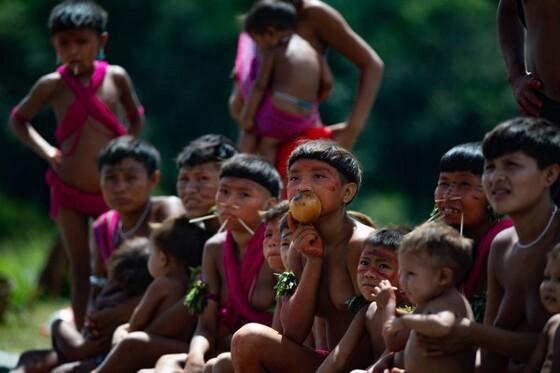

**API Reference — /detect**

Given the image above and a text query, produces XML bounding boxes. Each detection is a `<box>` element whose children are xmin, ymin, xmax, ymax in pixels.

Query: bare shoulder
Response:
<box><xmin>428</xmin><ymin>289</ymin><xmax>471</xmax><ymax>318</ymax></box>
<box><xmin>545</xmin><ymin>314</ymin><xmax>560</xmax><ymax>332</ymax></box>
<box><xmin>32</xmin><ymin>72</ymin><xmax>64</xmax><ymax>95</ymax></box>
<box><xmin>151</xmin><ymin>196</ymin><xmax>185</xmax><ymax>221</ymax></box>
<box><xmin>488</xmin><ymin>226</ymin><xmax>516</xmax><ymax>263</ymax></box>
<box><xmin>106</xmin><ymin>64</ymin><xmax>132</xmax><ymax>88</ymax></box>
<box><xmin>349</xmin><ymin>220</ymin><xmax>375</xmax><ymax>249</ymax></box>
<box><xmin>304</xmin><ymin>0</ymin><xmax>344</xmax><ymax>22</ymax></box>
<box><xmin>149</xmin><ymin>276</ymin><xmax>180</xmax><ymax>292</ymax></box>
<box><xmin>204</xmin><ymin>232</ymin><xmax>227</xmax><ymax>256</ymax></box>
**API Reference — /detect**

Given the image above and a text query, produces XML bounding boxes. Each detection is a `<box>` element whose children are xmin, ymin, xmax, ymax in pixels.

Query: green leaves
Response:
<box><xmin>273</xmin><ymin>271</ymin><xmax>297</xmax><ymax>300</ymax></box>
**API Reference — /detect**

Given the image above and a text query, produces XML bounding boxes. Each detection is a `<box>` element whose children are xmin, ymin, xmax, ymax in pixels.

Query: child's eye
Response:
<box><xmin>378</xmin><ymin>263</ymin><xmax>392</xmax><ymax>271</ymax></box>
<box><xmin>359</xmin><ymin>259</ymin><xmax>369</xmax><ymax>266</ymax></box>
<box><xmin>484</xmin><ymin>163</ymin><xmax>495</xmax><ymax>171</ymax></box>
<box><xmin>289</xmin><ymin>176</ymin><xmax>299</xmax><ymax>182</ymax></box>
<box><xmin>313</xmin><ymin>174</ymin><xmax>325</xmax><ymax>180</ymax></box>
<box><xmin>240</xmin><ymin>192</ymin><xmax>250</xmax><ymax>198</ymax></box>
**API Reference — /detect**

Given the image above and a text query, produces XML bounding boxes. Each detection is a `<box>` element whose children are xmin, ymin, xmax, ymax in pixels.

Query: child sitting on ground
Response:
<box><xmin>239</xmin><ymin>0</ymin><xmax>324</xmax><ymax>163</ymax></box>
<box><xmin>112</xmin><ymin>216</ymin><xmax>207</xmax><ymax>341</ymax></box>
<box><xmin>147</xmin><ymin>154</ymin><xmax>281</xmax><ymax>373</ymax></box>
<box><xmin>382</xmin><ymin>222</ymin><xmax>475</xmax><ymax>373</ymax></box>
<box><xmin>8</xmin><ymin>0</ymin><xmax>144</xmax><ymax>328</ymax></box>
<box><xmin>524</xmin><ymin>243</ymin><xmax>560</xmax><ymax>373</ymax></box>
<box><xmin>317</xmin><ymin>228</ymin><xmax>406</xmax><ymax>372</ymax></box>
<box><xmin>14</xmin><ymin>237</ymin><xmax>152</xmax><ymax>373</ymax></box>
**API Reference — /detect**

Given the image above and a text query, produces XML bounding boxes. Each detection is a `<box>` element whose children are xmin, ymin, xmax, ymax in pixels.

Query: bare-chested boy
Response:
<box><xmin>230</xmin><ymin>140</ymin><xmax>375</xmax><ymax>372</ymax></box>
<box><xmin>152</xmin><ymin>154</ymin><xmax>280</xmax><ymax>373</ymax></box>
<box><xmin>525</xmin><ymin>243</ymin><xmax>560</xmax><ymax>373</ymax></box>
<box><xmin>417</xmin><ymin>117</ymin><xmax>560</xmax><ymax>372</ymax></box>
<box><xmin>381</xmin><ymin>222</ymin><xmax>475</xmax><ymax>373</ymax></box>
<box><xmin>498</xmin><ymin>0</ymin><xmax>560</xmax><ymax>123</ymax></box>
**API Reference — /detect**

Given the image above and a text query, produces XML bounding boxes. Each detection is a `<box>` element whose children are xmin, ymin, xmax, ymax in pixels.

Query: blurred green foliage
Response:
<box><xmin>0</xmin><ymin>0</ymin><xmax>516</xmax><ymax>225</ymax></box>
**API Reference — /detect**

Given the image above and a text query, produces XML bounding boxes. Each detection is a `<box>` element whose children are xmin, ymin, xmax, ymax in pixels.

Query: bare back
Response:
<box><xmin>404</xmin><ymin>289</ymin><xmax>475</xmax><ymax>373</ymax></box>
<box><xmin>522</xmin><ymin>0</ymin><xmax>560</xmax><ymax>100</ymax></box>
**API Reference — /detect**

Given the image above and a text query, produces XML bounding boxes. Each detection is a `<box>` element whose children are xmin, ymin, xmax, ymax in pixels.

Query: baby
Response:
<box><xmin>382</xmin><ymin>222</ymin><xmax>475</xmax><ymax>373</ymax></box>
<box><xmin>525</xmin><ymin>243</ymin><xmax>560</xmax><ymax>373</ymax></box>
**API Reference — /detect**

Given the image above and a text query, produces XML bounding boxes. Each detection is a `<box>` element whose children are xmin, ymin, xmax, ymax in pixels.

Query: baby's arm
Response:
<box><xmin>9</xmin><ymin>75</ymin><xmax>61</xmax><ymax>170</ymax></box>
<box><xmin>239</xmin><ymin>50</ymin><xmax>275</xmax><ymax>131</ymax></box>
<box><xmin>376</xmin><ymin>280</ymin><xmax>409</xmax><ymax>352</ymax></box>
<box><xmin>128</xmin><ymin>278</ymin><xmax>168</xmax><ymax>332</ymax></box>
<box><xmin>317</xmin><ymin>308</ymin><xmax>366</xmax><ymax>373</ymax></box>
<box><xmin>398</xmin><ymin>311</ymin><xmax>455</xmax><ymax>338</ymax></box>
<box><xmin>523</xmin><ymin>328</ymin><xmax>549</xmax><ymax>373</ymax></box>
<box><xmin>112</xmin><ymin>66</ymin><xmax>144</xmax><ymax>137</ymax></box>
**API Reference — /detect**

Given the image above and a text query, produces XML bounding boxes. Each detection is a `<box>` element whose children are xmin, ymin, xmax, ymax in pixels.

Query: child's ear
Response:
<box><xmin>149</xmin><ymin>170</ymin><xmax>161</xmax><ymax>188</ymax></box>
<box><xmin>159</xmin><ymin>250</ymin><xmax>169</xmax><ymax>267</ymax></box>
<box><xmin>439</xmin><ymin>267</ymin><xmax>454</xmax><ymax>287</ymax></box>
<box><xmin>544</xmin><ymin>164</ymin><xmax>560</xmax><ymax>187</ymax></box>
<box><xmin>99</xmin><ymin>32</ymin><xmax>109</xmax><ymax>48</ymax></box>
<box><xmin>342</xmin><ymin>182</ymin><xmax>358</xmax><ymax>204</ymax></box>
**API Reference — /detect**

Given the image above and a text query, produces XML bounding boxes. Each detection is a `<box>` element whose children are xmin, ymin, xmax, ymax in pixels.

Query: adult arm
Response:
<box><xmin>113</xmin><ymin>66</ymin><xmax>144</xmax><ymax>137</ymax></box>
<box><xmin>9</xmin><ymin>75</ymin><xmax>61</xmax><ymax>170</ymax></box>
<box><xmin>184</xmin><ymin>242</ymin><xmax>221</xmax><ymax>373</ymax></box>
<box><xmin>497</xmin><ymin>0</ymin><xmax>542</xmax><ymax>116</ymax></box>
<box><xmin>280</xmin><ymin>225</ymin><xmax>323</xmax><ymax>344</ymax></box>
<box><xmin>314</xmin><ymin>4</ymin><xmax>384</xmax><ymax>148</ymax></box>
<box><xmin>317</xmin><ymin>309</ymin><xmax>366</xmax><ymax>373</ymax></box>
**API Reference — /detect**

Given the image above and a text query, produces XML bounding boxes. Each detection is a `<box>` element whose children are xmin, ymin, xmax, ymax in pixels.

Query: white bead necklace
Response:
<box><xmin>516</xmin><ymin>205</ymin><xmax>558</xmax><ymax>249</ymax></box>
<box><xmin>119</xmin><ymin>199</ymin><xmax>153</xmax><ymax>240</ymax></box>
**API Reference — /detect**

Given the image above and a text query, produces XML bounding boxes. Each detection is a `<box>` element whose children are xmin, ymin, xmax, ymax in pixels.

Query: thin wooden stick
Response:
<box><xmin>426</xmin><ymin>211</ymin><xmax>441</xmax><ymax>223</ymax></box>
<box><xmin>218</xmin><ymin>219</ymin><xmax>229</xmax><ymax>234</ymax></box>
<box><xmin>434</xmin><ymin>196</ymin><xmax>463</xmax><ymax>203</ymax></box>
<box><xmin>237</xmin><ymin>217</ymin><xmax>255</xmax><ymax>235</ymax></box>
<box><xmin>460</xmin><ymin>212</ymin><xmax>464</xmax><ymax>236</ymax></box>
<box><xmin>189</xmin><ymin>214</ymin><xmax>218</xmax><ymax>223</ymax></box>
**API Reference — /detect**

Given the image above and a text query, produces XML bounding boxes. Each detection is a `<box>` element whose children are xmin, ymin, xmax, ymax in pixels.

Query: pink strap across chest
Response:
<box><xmin>56</xmin><ymin>61</ymin><xmax>127</xmax><ymax>156</ymax></box>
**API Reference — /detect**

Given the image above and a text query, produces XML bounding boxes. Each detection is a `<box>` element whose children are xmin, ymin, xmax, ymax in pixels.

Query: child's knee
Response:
<box><xmin>231</xmin><ymin>323</ymin><xmax>269</xmax><ymax>357</ymax></box>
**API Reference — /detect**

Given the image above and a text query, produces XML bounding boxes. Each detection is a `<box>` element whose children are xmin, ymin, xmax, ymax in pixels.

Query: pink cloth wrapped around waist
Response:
<box><xmin>254</xmin><ymin>93</ymin><xmax>321</xmax><ymax>140</ymax></box>
<box><xmin>46</xmin><ymin>169</ymin><xmax>108</xmax><ymax>219</ymax></box>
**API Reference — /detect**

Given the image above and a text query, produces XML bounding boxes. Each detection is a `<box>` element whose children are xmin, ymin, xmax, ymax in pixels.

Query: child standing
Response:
<box><xmin>239</xmin><ymin>0</ymin><xmax>323</xmax><ymax>163</ymax></box>
<box><xmin>8</xmin><ymin>0</ymin><xmax>144</xmax><ymax>328</ymax></box>
<box><xmin>383</xmin><ymin>222</ymin><xmax>475</xmax><ymax>373</ymax></box>
<box><xmin>525</xmin><ymin>243</ymin><xmax>560</xmax><ymax>372</ymax></box>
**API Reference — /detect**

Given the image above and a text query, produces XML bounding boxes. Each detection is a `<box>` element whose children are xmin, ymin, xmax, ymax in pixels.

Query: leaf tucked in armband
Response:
<box><xmin>273</xmin><ymin>271</ymin><xmax>297</xmax><ymax>299</ymax></box>
<box><xmin>184</xmin><ymin>279</ymin><xmax>210</xmax><ymax>315</ymax></box>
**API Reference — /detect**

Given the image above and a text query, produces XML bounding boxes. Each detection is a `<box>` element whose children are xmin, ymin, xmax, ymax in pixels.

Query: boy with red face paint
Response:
<box><xmin>231</xmin><ymin>140</ymin><xmax>375</xmax><ymax>372</ymax></box>
<box><xmin>317</xmin><ymin>227</ymin><xmax>408</xmax><ymax>372</ymax></box>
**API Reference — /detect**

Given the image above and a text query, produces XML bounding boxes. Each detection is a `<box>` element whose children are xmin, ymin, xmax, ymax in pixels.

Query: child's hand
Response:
<box><xmin>292</xmin><ymin>225</ymin><xmax>323</xmax><ymax>258</ymax></box>
<box><xmin>374</xmin><ymin>280</ymin><xmax>396</xmax><ymax>308</ymax></box>
<box><xmin>46</xmin><ymin>146</ymin><xmax>62</xmax><ymax>172</ymax></box>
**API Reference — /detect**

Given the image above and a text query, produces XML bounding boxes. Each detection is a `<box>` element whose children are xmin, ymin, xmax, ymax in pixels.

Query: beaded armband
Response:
<box><xmin>10</xmin><ymin>108</ymin><xmax>28</xmax><ymax>126</ymax></box>
<box><xmin>126</xmin><ymin>105</ymin><xmax>144</xmax><ymax>122</ymax></box>
<box><xmin>273</xmin><ymin>271</ymin><xmax>297</xmax><ymax>299</ymax></box>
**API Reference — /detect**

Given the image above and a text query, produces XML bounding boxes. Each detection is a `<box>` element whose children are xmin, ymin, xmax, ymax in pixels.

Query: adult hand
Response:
<box><xmin>511</xmin><ymin>73</ymin><xmax>543</xmax><ymax>117</ymax></box>
<box><xmin>46</xmin><ymin>146</ymin><xmax>62</xmax><ymax>172</ymax></box>
<box><xmin>415</xmin><ymin>317</ymin><xmax>471</xmax><ymax>357</ymax></box>
<box><xmin>329</xmin><ymin>122</ymin><xmax>359</xmax><ymax>150</ymax></box>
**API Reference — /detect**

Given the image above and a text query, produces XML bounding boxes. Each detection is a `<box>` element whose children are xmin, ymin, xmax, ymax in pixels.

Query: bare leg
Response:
<box><xmin>153</xmin><ymin>353</ymin><xmax>187</xmax><ymax>373</ymax></box>
<box><xmin>238</xmin><ymin>130</ymin><xmax>259</xmax><ymax>154</ymax></box>
<box><xmin>231</xmin><ymin>323</ymin><xmax>324</xmax><ymax>373</ymax></box>
<box><xmin>52</xmin><ymin>358</ymin><xmax>99</xmax><ymax>373</ymax></box>
<box><xmin>13</xmin><ymin>349</ymin><xmax>59</xmax><ymax>373</ymax></box>
<box><xmin>56</xmin><ymin>208</ymin><xmax>90</xmax><ymax>329</ymax></box>
<box><xmin>257</xmin><ymin>137</ymin><xmax>281</xmax><ymax>165</ymax></box>
<box><xmin>94</xmin><ymin>332</ymin><xmax>188</xmax><ymax>373</ymax></box>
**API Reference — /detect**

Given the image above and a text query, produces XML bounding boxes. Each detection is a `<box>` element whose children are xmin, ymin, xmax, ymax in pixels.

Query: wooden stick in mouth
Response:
<box><xmin>434</xmin><ymin>196</ymin><xmax>463</xmax><ymax>203</ymax></box>
<box><xmin>218</xmin><ymin>219</ymin><xmax>229</xmax><ymax>234</ymax></box>
<box><xmin>189</xmin><ymin>214</ymin><xmax>219</xmax><ymax>223</ymax></box>
<box><xmin>237</xmin><ymin>217</ymin><xmax>255</xmax><ymax>235</ymax></box>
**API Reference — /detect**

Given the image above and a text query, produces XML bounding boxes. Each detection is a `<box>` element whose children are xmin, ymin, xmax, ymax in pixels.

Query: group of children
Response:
<box><xmin>6</xmin><ymin>0</ymin><xmax>560</xmax><ymax>372</ymax></box>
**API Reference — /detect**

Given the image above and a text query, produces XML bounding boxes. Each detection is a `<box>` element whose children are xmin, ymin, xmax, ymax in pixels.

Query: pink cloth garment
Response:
<box><xmin>220</xmin><ymin>225</ymin><xmax>273</xmax><ymax>332</ymax></box>
<box><xmin>46</xmin><ymin>170</ymin><xmax>109</xmax><ymax>219</ymax></box>
<box><xmin>92</xmin><ymin>210</ymin><xmax>121</xmax><ymax>262</ymax></box>
<box><xmin>463</xmin><ymin>219</ymin><xmax>513</xmax><ymax>300</ymax></box>
<box><xmin>233</xmin><ymin>33</ymin><xmax>321</xmax><ymax>140</ymax></box>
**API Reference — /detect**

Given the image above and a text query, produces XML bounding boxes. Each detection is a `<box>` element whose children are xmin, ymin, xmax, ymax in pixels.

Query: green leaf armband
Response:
<box><xmin>273</xmin><ymin>271</ymin><xmax>297</xmax><ymax>299</ymax></box>
<box><xmin>184</xmin><ymin>279</ymin><xmax>210</xmax><ymax>315</ymax></box>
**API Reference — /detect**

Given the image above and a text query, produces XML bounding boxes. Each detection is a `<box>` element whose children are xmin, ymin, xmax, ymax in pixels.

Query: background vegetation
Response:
<box><xmin>0</xmin><ymin>0</ymin><xmax>517</xmax><ymax>353</ymax></box>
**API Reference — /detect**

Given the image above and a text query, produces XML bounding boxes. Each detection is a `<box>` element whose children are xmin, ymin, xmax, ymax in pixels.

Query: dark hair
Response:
<box><xmin>365</xmin><ymin>226</ymin><xmax>410</xmax><ymax>253</ymax></box>
<box><xmin>48</xmin><ymin>0</ymin><xmax>107</xmax><ymax>35</ymax></box>
<box><xmin>440</xmin><ymin>142</ymin><xmax>484</xmax><ymax>176</ymax></box>
<box><xmin>288</xmin><ymin>140</ymin><xmax>362</xmax><ymax>198</ymax></box>
<box><xmin>176</xmin><ymin>134</ymin><xmax>237</xmax><ymax>168</ymax></box>
<box><xmin>244</xmin><ymin>0</ymin><xmax>297</xmax><ymax>34</ymax></box>
<box><xmin>98</xmin><ymin>136</ymin><xmax>160</xmax><ymax>175</ymax></box>
<box><xmin>150</xmin><ymin>216</ymin><xmax>208</xmax><ymax>270</ymax></box>
<box><xmin>279</xmin><ymin>213</ymin><xmax>290</xmax><ymax>234</ymax></box>
<box><xmin>483</xmin><ymin>117</ymin><xmax>560</xmax><ymax>168</ymax></box>
<box><xmin>399</xmin><ymin>222</ymin><xmax>473</xmax><ymax>286</ymax></box>
<box><xmin>220</xmin><ymin>154</ymin><xmax>282</xmax><ymax>198</ymax></box>
<box><xmin>262</xmin><ymin>200</ymin><xmax>289</xmax><ymax>224</ymax></box>
<box><xmin>108</xmin><ymin>237</ymin><xmax>153</xmax><ymax>297</ymax></box>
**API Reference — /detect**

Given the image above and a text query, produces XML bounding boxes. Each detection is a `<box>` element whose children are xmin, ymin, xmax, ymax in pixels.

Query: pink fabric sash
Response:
<box><xmin>92</xmin><ymin>210</ymin><xmax>121</xmax><ymax>262</ymax></box>
<box><xmin>234</xmin><ymin>32</ymin><xmax>258</xmax><ymax>99</ymax></box>
<box><xmin>56</xmin><ymin>61</ymin><xmax>127</xmax><ymax>156</ymax></box>
<box><xmin>220</xmin><ymin>225</ymin><xmax>273</xmax><ymax>331</ymax></box>
<box><xmin>463</xmin><ymin>219</ymin><xmax>513</xmax><ymax>299</ymax></box>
